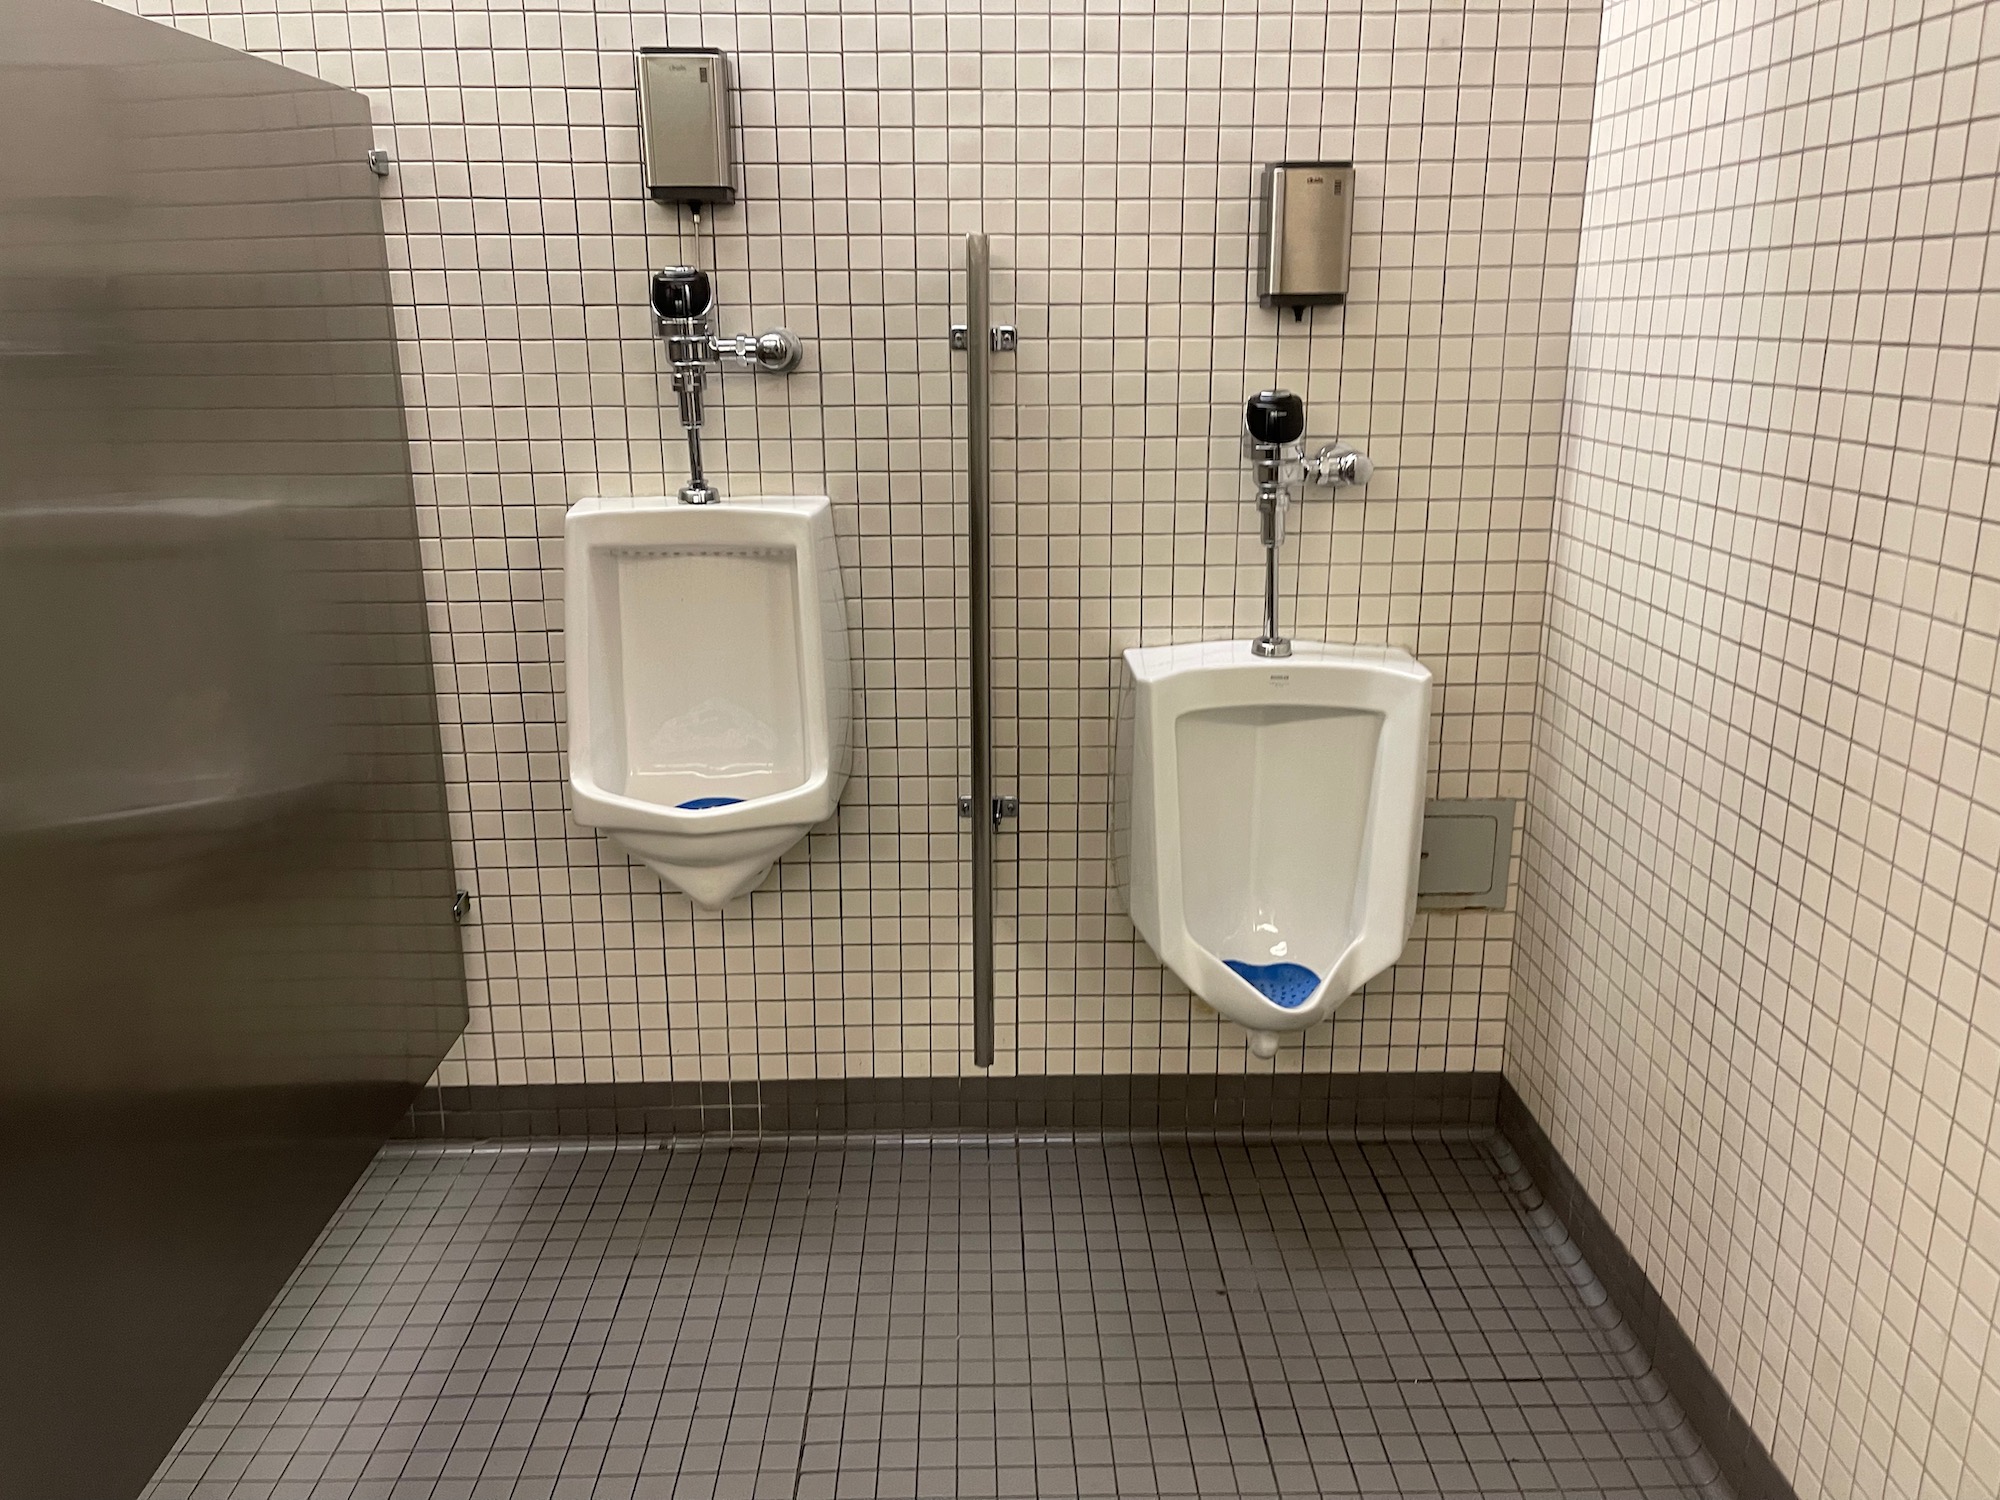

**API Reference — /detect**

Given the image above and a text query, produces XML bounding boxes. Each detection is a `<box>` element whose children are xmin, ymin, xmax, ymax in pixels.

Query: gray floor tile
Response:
<box><xmin>145</xmin><ymin>1137</ymin><xmax>1711</xmax><ymax>1500</ymax></box>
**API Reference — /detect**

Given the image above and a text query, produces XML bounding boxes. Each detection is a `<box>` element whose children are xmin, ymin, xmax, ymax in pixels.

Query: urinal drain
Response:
<box><xmin>1224</xmin><ymin>960</ymin><xmax>1321</xmax><ymax>1009</ymax></box>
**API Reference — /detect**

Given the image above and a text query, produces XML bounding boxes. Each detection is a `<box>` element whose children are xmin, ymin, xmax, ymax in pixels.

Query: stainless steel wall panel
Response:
<box><xmin>0</xmin><ymin>3</ymin><xmax>466</xmax><ymax>1495</ymax></box>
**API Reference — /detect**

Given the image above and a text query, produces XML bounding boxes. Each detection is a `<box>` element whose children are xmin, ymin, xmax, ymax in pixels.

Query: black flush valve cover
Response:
<box><xmin>1244</xmin><ymin>389</ymin><xmax>1305</xmax><ymax>446</ymax></box>
<box><xmin>651</xmin><ymin>266</ymin><xmax>713</xmax><ymax>319</ymax></box>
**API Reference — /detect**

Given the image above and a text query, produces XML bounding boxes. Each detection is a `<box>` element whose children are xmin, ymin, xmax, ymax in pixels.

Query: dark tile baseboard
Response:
<box><xmin>397</xmin><ymin>1071</ymin><xmax>1501</xmax><ymax>1141</ymax></box>
<box><xmin>1498</xmin><ymin>1079</ymin><xmax>1799</xmax><ymax>1500</ymax></box>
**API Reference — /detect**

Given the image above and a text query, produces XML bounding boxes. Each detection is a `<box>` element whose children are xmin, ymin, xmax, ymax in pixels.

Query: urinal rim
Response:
<box><xmin>569</xmin><ymin>492</ymin><xmax>831</xmax><ymax>521</ymax></box>
<box><xmin>1124</xmin><ymin>637</ymin><xmax>1430</xmax><ymax>701</ymax></box>
<box><xmin>570</xmin><ymin>764</ymin><xmax>840</xmax><ymax>835</ymax></box>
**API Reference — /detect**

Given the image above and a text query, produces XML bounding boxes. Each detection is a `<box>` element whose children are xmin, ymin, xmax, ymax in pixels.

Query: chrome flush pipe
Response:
<box><xmin>1255</xmin><ymin>459</ymin><xmax>1289</xmax><ymax>657</ymax></box>
<box><xmin>650</xmin><ymin>267</ymin><xmax>805</xmax><ymax>505</ymax></box>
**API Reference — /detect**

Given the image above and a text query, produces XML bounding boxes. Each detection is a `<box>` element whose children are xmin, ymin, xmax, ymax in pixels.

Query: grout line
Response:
<box><xmin>1486</xmin><ymin>1133</ymin><xmax>1737</xmax><ymax>1500</ymax></box>
<box><xmin>381</xmin><ymin>1122</ymin><xmax>1501</xmax><ymax>1159</ymax></box>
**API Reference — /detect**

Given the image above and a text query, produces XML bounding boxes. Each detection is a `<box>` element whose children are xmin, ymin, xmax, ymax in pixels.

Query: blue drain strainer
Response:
<box><xmin>675</xmin><ymin>796</ymin><xmax>745</xmax><ymax>811</ymax></box>
<box><xmin>1223</xmin><ymin>960</ymin><xmax>1321</xmax><ymax>1009</ymax></box>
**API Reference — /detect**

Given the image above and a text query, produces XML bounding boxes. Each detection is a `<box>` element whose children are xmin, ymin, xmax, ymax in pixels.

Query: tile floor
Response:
<box><xmin>144</xmin><ymin>1136</ymin><xmax>1713</xmax><ymax>1500</ymax></box>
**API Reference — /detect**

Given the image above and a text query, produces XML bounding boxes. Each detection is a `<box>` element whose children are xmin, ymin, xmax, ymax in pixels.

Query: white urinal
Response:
<box><xmin>1116</xmin><ymin>640</ymin><xmax>1432</xmax><ymax>1056</ymax></box>
<box><xmin>565</xmin><ymin>495</ymin><xmax>850</xmax><ymax>907</ymax></box>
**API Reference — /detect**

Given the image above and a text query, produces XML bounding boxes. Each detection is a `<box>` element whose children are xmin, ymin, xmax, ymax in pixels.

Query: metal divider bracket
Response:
<box><xmin>957</xmin><ymin>795</ymin><xmax>1020</xmax><ymax>829</ymax></box>
<box><xmin>950</xmin><ymin>324</ymin><xmax>1019</xmax><ymax>354</ymax></box>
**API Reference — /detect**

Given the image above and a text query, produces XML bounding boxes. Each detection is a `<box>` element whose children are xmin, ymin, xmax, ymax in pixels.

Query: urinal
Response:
<box><xmin>1116</xmin><ymin>640</ymin><xmax>1432</xmax><ymax>1056</ymax></box>
<box><xmin>565</xmin><ymin>495</ymin><xmax>850</xmax><ymax>907</ymax></box>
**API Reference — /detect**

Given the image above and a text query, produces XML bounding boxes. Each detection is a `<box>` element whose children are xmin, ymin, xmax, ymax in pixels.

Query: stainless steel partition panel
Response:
<box><xmin>0</xmin><ymin>2</ymin><xmax>467</xmax><ymax>1495</ymax></box>
<box><xmin>965</xmin><ymin>234</ymin><xmax>997</xmax><ymax>1068</ymax></box>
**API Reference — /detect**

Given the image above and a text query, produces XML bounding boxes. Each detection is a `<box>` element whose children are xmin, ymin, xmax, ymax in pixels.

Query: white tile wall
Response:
<box><xmin>1511</xmin><ymin>1</ymin><xmax>2000</xmax><ymax>1497</ymax></box>
<box><xmin>114</xmin><ymin>0</ymin><xmax>1599</xmax><ymax>1086</ymax></box>
<box><xmin>76</xmin><ymin>0</ymin><xmax>2000</xmax><ymax>1488</ymax></box>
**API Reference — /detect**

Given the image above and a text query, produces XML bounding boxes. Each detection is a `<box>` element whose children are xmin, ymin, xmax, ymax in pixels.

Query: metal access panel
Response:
<box><xmin>1417</xmin><ymin>799</ymin><xmax>1516</xmax><ymax>910</ymax></box>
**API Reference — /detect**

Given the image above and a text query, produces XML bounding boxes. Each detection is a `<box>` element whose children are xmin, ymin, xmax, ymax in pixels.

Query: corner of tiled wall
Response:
<box><xmin>1510</xmin><ymin>2</ymin><xmax>2000</xmax><ymax>1497</ymax></box>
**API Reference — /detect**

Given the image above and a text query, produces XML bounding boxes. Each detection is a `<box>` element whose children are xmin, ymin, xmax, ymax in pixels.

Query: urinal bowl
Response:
<box><xmin>1117</xmin><ymin>640</ymin><xmax>1432</xmax><ymax>1053</ymax></box>
<box><xmin>565</xmin><ymin>495</ymin><xmax>851</xmax><ymax>907</ymax></box>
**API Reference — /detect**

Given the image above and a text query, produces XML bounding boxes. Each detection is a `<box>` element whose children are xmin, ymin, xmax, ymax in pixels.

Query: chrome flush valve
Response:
<box><xmin>1245</xmin><ymin>390</ymin><xmax>1306</xmax><ymax>658</ymax></box>
<box><xmin>1241</xmin><ymin>389</ymin><xmax>1375</xmax><ymax>659</ymax></box>
<box><xmin>654</xmin><ymin>267</ymin><xmax>720</xmax><ymax>504</ymax></box>
<box><xmin>651</xmin><ymin>267</ymin><xmax>806</xmax><ymax>505</ymax></box>
<box><xmin>1245</xmin><ymin>389</ymin><xmax>1306</xmax><ymax>545</ymax></box>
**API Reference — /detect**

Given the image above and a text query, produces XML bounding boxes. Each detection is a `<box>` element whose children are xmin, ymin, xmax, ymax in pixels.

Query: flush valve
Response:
<box><xmin>651</xmin><ymin>267</ymin><xmax>805</xmax><ymax>505</ymax></box>
<box><xmin>1241</xmin><ymin>390</ymin><xmax>1375</xmax><ymax>660</ymax></box>
<box><xmin>1245</xmin><ymin>390</ymin><xmax>1306</xmax><ymax>657</ymax></box>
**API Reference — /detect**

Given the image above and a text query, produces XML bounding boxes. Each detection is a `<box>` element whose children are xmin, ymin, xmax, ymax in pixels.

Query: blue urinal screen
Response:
<box><xmin>1223</xmin><ymin>960</ymin><xmax>1320</xmax><ymax>1009</ymax></box>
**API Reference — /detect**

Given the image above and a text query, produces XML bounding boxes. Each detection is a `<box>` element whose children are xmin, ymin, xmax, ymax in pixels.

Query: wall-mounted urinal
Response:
<box><xmin>1117</xmin><ymin>640</ymin><xmax>1432</xmax><ymax>1056</ymax></box>
<box><xmin>565</xmin><ymin>495</ymin><xmax>850</xmax><ymax>907</ymax></box>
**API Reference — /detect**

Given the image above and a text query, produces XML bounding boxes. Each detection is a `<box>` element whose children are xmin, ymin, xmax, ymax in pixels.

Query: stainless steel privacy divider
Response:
<box><xmin>0</xmin><ymin>1</ymin><xmax>467</xmax><ymax>1490</ymax></box>
<box><xmin>953</xmin><ymin>233</ymin><xmax>1018</xmax><ymax>1068</ymax></box>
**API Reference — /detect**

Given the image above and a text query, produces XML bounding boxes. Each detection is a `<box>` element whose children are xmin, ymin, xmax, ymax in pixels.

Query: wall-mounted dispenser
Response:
<box><xmin>1258</xmin><ymin>161</ymin><xmax>1353</xmax><ymax>318</ymax></box>
<box><xmin>637</xmin><ymin>48</ymin><xmax>735</xmax><ymax>204</ymax></box>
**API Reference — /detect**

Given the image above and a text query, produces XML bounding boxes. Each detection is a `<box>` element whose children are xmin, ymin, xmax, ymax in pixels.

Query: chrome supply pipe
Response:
<box><xmin>1253</xmin><ymin>441</ymin><xmax>1289</xmax><ymax>656</ymax></box>
<box><xmin>663</xmin><ymin>311</ymin><xmax>718</xmax><ymax>505</ymax></box>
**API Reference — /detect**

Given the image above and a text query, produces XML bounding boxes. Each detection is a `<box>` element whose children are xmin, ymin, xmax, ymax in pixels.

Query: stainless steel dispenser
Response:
<box><xmin>1258</xmin><ymin>161</ymin><xmax>1354</xmax><ymax>317</ymax></box>
<box><xmin>637</xmin><ymin>48</ymin><xmax>735</xmax><ymax>204</ymax></box>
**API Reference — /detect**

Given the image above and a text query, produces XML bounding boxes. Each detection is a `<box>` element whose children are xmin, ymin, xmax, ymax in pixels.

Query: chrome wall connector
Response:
<box><xmin>1304</xmin><ymin>441</ymin><xmax>1374</xmax><ymax>488</ymax></box>
<box><xmin>651</xmin><ymin>267</ymin><xmax>805</xmax><ymax>504</ymax></box>
<box><xmin>1241</xmin><ymin>392</ymin><xmax>1375</xmax><ymax>658</ymax></box>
